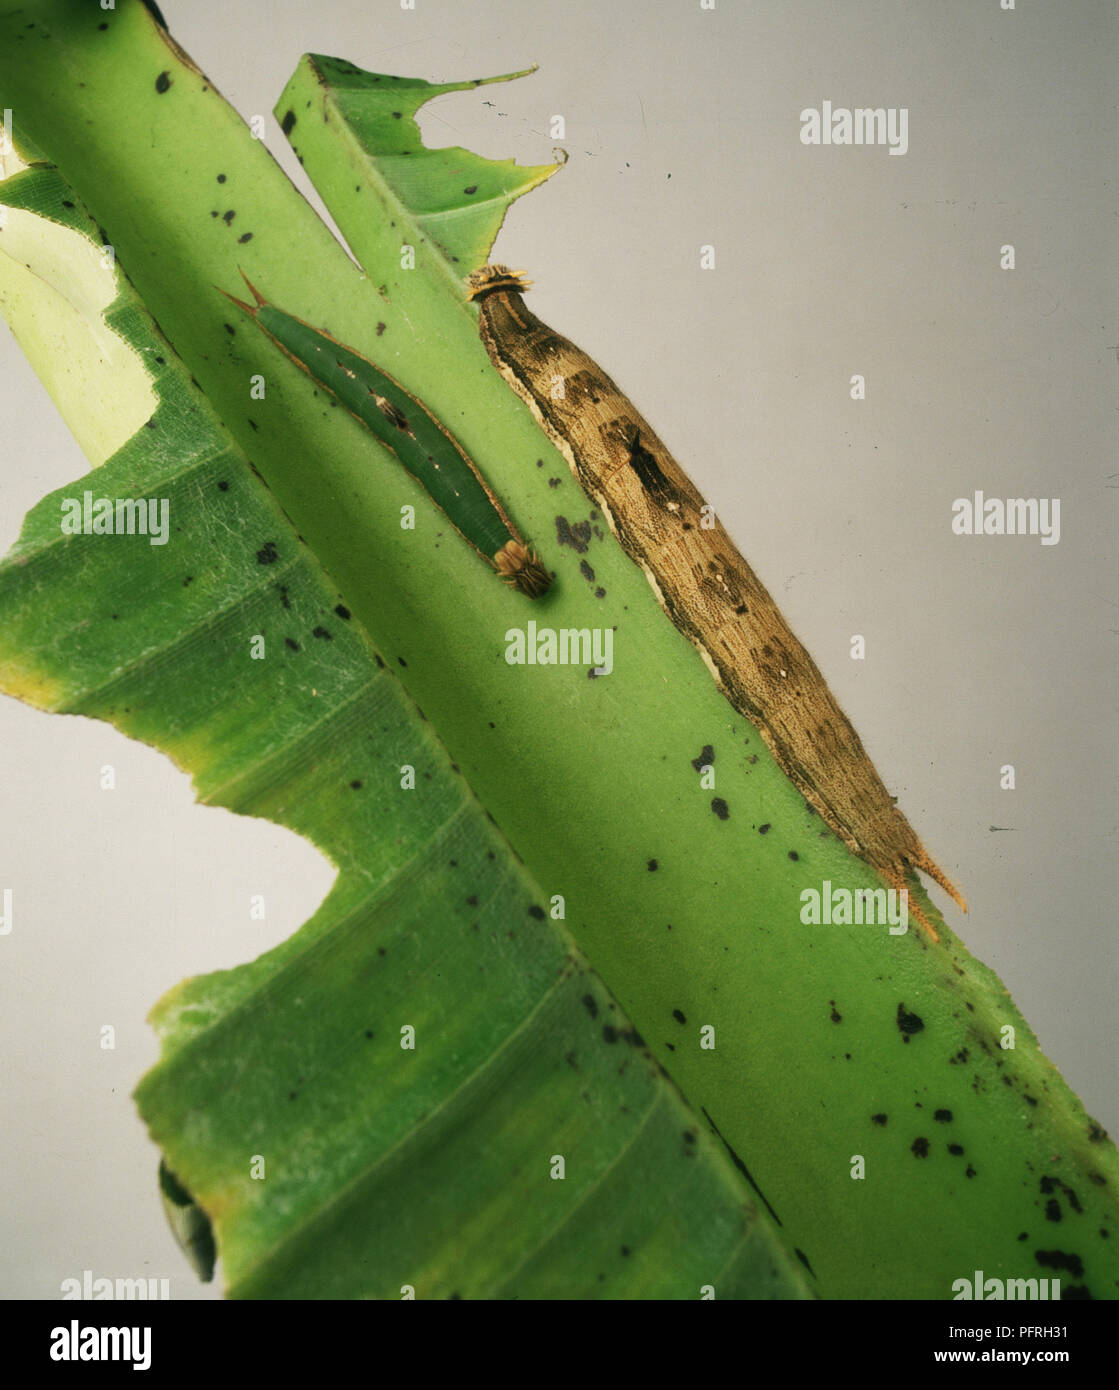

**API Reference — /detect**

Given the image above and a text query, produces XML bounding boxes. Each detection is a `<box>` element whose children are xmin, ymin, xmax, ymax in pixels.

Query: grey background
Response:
<box><xmin>1</xmin><ymin>0</ymin><xmax>1115</xmax><ymax>1299</ymax></box>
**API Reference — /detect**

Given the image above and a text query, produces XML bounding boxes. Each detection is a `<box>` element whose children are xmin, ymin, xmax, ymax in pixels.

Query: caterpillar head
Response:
<box><xmin>495</xmin><ymin>540</ymin><xmax>552</xmax><ymax>598</ymax></box>
<box><xmin>466</xmin><ymin>264</ymin><xmax>533</xmax><ymax>301</ymax></box>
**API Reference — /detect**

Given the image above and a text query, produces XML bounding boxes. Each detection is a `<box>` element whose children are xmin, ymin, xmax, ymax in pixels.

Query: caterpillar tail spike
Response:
<box><xmin>214</xmin><ymin>267</ymin><xmax>267</xmax><ymax>317</ymax></box>
<box><xmin>467</xmin><ymin>261</ymin><xmax>963</xmax><ymax>939</ymax></box>
<box><xmin>220</xmin><ymin>273</ymin><xmax>551</xmax><ymax>598</ymax></box>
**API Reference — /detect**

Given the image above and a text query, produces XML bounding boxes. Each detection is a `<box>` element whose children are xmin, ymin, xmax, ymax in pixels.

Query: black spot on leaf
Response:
<box><xmin>691</xmin><ymin>745</ymin><xmax>714</xmax><ymax>772</ymax></box>
<box><xmin>1035</xmin><ymin>1250</ymin><xmax>1083</xmax><ymax>1279</ymax></box>
<box><xmin>896</xmin><ymin>1003</ymin><xmax>925</xmax><ymax>1038</ymax></box>
<box><xmin>555</xmin><ymin>516</ymin><xmax>592</xmax><ymax>553</ymax></box>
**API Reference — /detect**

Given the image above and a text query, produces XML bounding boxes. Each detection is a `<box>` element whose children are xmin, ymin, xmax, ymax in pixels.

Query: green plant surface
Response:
<box><xmin>1</xmin><ymin>0</ymin><xmax>1116</xmax><ymax>1299</ymax></box>
<box><xmin>0</xmin><ymin>156</ymin><xmax>811</xmax><ymax>1300</ymax></box>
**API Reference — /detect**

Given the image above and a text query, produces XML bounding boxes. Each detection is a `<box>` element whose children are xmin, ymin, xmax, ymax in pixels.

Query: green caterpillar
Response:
<box><xmin>223</xmin><ymin>275</ymin><xmax>551</xmax><ymax>598</ymax></box>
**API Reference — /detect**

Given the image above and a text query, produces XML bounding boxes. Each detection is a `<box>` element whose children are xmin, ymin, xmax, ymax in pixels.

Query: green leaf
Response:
<box><xmin>280</xmin><ymin>56</ymin><xmax>562</xmax><ymax>276</ymax></box>
<box><xmin>0</xmin><ymin>156</ymin><xmax>810</xmax><ymax>1300</ymax></box>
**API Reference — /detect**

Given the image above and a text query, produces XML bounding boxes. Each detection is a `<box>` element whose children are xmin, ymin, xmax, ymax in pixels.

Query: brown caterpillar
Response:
<box><xmin>467</xmin><ymin>263</ymin><xmax>965</xmax><ymax>941</ymax></box>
